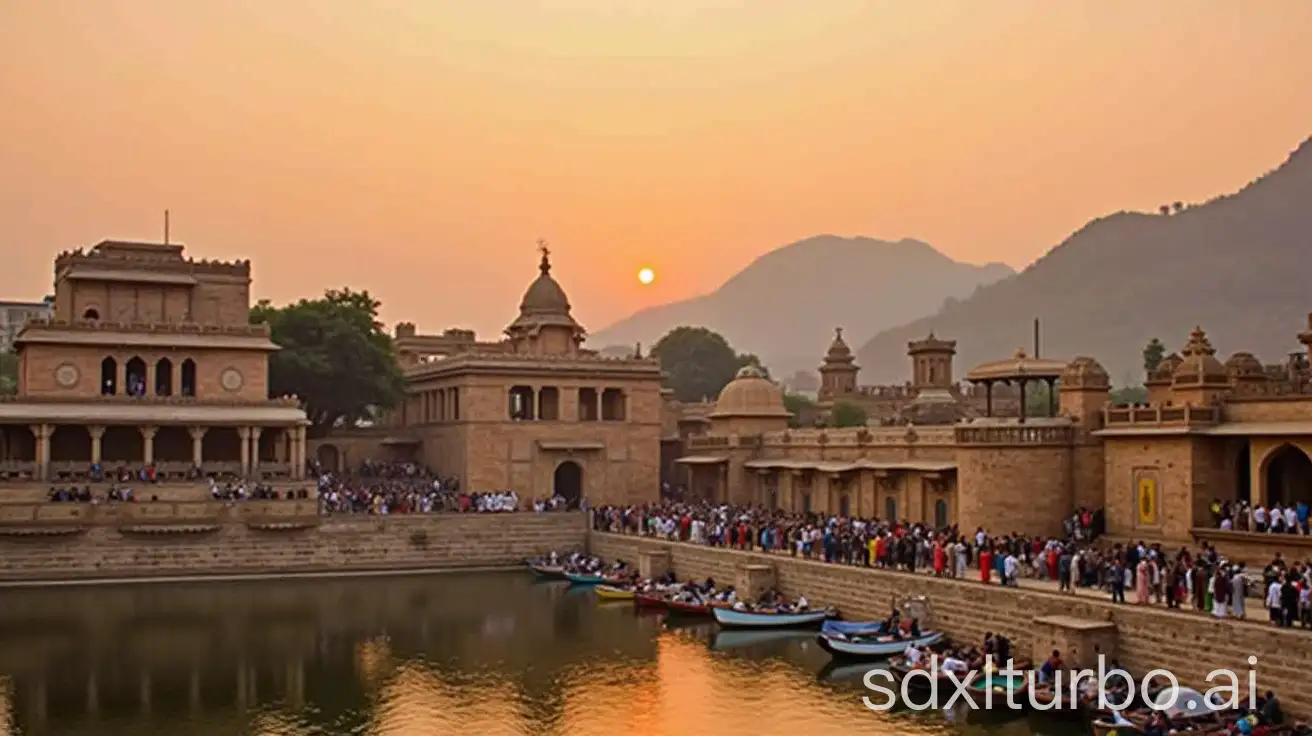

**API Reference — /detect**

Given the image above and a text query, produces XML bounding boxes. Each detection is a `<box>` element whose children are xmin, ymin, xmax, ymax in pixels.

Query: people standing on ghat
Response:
<box><xmin>1217</xmin><ymin>496</ymin><xmax>1312</xmax><ymax>535</ymax></box>
<box><xmin>592</xmin><ymin>501</ymin><xmax>1312</xmax><ymax>628</ymax></box>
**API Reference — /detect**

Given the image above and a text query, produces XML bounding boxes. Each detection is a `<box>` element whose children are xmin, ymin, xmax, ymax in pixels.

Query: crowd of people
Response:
<box><xmin>591</xmin><ymin>501</ymin><xmax>1312</xmax><ymax>627</ymax></box>
<box><xmin>1212</xmin><ymin>497</ymin><xmax>1311</xmax><ymax>535</ymax></box>
<box><xmin>311</xmin><ymin>461</ymin><xmax>574</xmax><ymax>514</ymax></box>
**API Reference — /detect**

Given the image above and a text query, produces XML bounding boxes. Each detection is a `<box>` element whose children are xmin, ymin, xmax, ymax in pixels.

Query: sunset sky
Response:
<box><xmin>2</xmin><ymin>1</ymin><xmax>1309</xmax><ymax>338</ymax></box>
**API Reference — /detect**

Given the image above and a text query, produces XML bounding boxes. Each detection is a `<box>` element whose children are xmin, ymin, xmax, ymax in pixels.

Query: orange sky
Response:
<box><xmin>2</xmin><ymin>1</ymin><xmax>1310</xmax><ymax>339</ymax></box>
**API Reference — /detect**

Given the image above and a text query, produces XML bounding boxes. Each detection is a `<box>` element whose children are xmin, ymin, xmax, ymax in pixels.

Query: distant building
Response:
<box><xmin>0</xmin><ymin>299</ymin><xmax>52</xmax><ymax>352</ymax></box>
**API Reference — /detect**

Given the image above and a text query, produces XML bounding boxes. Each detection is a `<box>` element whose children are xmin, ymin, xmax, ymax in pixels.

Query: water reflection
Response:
<box><xmin>0</xmin><ymin>574</ymin><xmax>1079</xmax><ymax>736</ymax></box>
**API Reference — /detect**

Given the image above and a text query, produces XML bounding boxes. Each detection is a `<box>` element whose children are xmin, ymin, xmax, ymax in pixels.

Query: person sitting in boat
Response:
<box><xmin>794</xmin><ymin>595</ymin><xmax>810</xmax><ymax>612</ymax></box>
<box><xmin>1141</xmin><ymin>711</ymin><xmax>1170</xmax><ymax>736</ymax></box>
<box><xmin>903</xmin><ymin>644</ymin><xmax>924</xmax><ymax>667</ymax></box>
<box><xmin>882</xmin><ymin>606</ymin><xmax>901</xmax><ymax>634</ymax></box>
<box><xmin>732</xmin><ymin>599</ymin><xmax>749</xmax><ymax>611</ymax></box>
<box><xmin>907</xmin><ymin>618</ymin><xmax>921</xmax><ymax>638</ymax></box>
<box><xmin>1038</xmin><ymin>649</ymin><xmax>1063</xmax><ymax>683</ymax></box>
<box><xmin>1259</xmin><ymin>690</ymin><xmax>1284</xmax><ymax>725</ymax></box>
<box><xmin>940</xmin><ymin>653</ymin><xmax>969</xmax><ymax>674</ymax></box>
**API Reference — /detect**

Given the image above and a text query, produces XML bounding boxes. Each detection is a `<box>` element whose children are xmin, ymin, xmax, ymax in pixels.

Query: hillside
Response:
<box><xmin>589</xmin><ymin>236</ymin><xmax>1013</xmax><ymax>374</ymax></box>
<box><xmin>855</xmin><ymin>137</ymin><xmax>1312</xmax><ymax>385</ymax></box>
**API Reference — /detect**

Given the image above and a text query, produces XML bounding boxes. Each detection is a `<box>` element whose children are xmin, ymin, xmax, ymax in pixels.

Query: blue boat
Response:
<box><xmin>563</xmin><ymin>572</ymin><xmax>621</xmax><ymax>585</ymax></box>
<box><xmin>712</xmin><ymin>607</ymin><xmax>832</xmax><ymax>630</ymax></box>
<box><xmin>817</xmin><ymin>630</ymin><xmax>944</xmax><ymax>661</ymax></box>
<box><xmin>821</xmin><ymin>620</ymin><xmax>886</xmax><ymax>638</ymax></box>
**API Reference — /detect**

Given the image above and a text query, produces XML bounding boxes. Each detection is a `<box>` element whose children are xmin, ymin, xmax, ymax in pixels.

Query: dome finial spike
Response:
<box><xmin>536</xmin><ymin>239</ymin><xmax>551</xmax><ymax>274</ymax></box>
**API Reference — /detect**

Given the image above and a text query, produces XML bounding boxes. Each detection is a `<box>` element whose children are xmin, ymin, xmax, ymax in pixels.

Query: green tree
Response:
<box><xmin>829</xmin><ymin>400</ymin><xmax>868</xmax><ymax>428</ymax></box>
<box><xmin>0</xmin><ymin>350</ymin><xmax>17</xmax><ymax>396</ymax></box>
<box><xmin>782</xmin><ymin>392</ymin><xmax>814</xmax><ymax>428</ymax></box>
<box><xmin>250</xmin><ymin>288</ymin><xmax>405</xmax><ymax>436</ymax></box>
<box><xmin>651</xmin><ymin>326</ymin><xmax>767</xmax><ymax>402</ymax></box>
<box><xmin>1110</xmin><ymin>386</ymin><xmax>1148</xmax><ymax>404</ymax></box>
<box><xmin>1142</xmin><ymin>338</ymin><xmax>1165</xmax><ymax>374</ymax></box>
<box><xmin>1024</xmin><ymin>382</ymin><xmax>1057</xmax><ymax>417</ymax></box>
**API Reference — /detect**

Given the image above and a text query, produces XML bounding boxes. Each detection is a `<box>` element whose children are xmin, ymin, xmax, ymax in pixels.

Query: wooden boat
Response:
<box><xmin>526</xmin><ymin>561</ymin><xmax>567</xmax><ymax>580</ymax></box>
<box><xmin>1088</xmin><ymin>718</ymin><xmax>1217</xmax><ymax>736</ymax></box>
<box><xmin>633</xmin><ymin>592</ymin><xmax>724</xmax><ymax>616</ymax></box>
<box><xmin>817</xmin><ymin>630</ymin><xmax>944</xmax><ymax>661</ymax></box>
<box><xmin>888</xmin><ymin>656</ymin><xmax>961</xmax><ymax>692</ymax></box>
<box><xmin>594</xmin><ymin>585</ymin><xmax>635</xmax><ymax>601</ymax></box>
<box><xmin>712</xmin><ymin>607</ymin><xmax>832</xmax><ymax>629</ymax></box>
<box><xmin>963</xmin><ymin>669</ymin><xmax>1031</xmax><ymax>711</ymax></box>
<box><xmin>563</xmin><ymin>571</ymin><xmax>623</xmax><ymax>585</ymax></box>
<box><xmin>821</xmin><ymin>619</ymin><xmax>886</xmax><ymax>638</ymax></box>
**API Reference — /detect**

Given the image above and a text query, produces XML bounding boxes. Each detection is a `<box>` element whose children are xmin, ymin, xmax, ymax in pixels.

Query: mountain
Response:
<box><xmin>855</xmin><ymin>137</ymin><xmax>1312</xmax><ymax>385</ymax></box>
<box><xmin>589</xmin><ymin>236</ymin><xmax>1013</xmax><ymax>374</ymax></box>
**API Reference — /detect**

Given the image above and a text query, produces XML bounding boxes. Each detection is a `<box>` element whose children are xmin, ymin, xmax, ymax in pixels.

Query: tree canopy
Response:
<box><xmin>782</xmin><ymin>393</ymin><xmax>814</xmax><ymax>428</ymax></box>
<box><xmin>250</xmin><ymin>288</ymin><xmax>405</xmax><ymax>436</ymax></box>
<box><xmin>650</xmin><ymin>326</ymin><xmax>769</xmax><ymax>402</ymax></box>
<box><xmin>1142</xmin><ymin>338</ymin><xmax>1165</xmax><ymax>374</ymax></box>
<box><xmin>829</xmin><ymin>400</ymin><xmax>868</xmax><ymax>428</ymax></box>
<box><xmin>0</xmin><ymin>351</ymin><xmax>16</xmax><ymax>396</ymax></box>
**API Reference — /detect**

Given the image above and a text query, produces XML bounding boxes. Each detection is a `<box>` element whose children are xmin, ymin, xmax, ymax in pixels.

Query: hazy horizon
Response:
<box><xmin>2</xmin><ymin>1</ymin><xmax>1310</xmax><ymax>339</ymax></box>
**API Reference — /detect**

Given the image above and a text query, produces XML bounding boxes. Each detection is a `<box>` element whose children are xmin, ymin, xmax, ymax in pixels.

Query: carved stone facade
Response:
<box><xmin>673</xmin><ymin>316</ymin><xmax>1312</xmax><ymax>560</ymax></box>
<box><xmin>0</xmin><ymin>241</ymin><xmax>309</xmax><ymax>482</ymax></box>
<box><xmin>312</xmin><ymin>247</ymin><xmax>662</xmax><ymax>506</ymax></box>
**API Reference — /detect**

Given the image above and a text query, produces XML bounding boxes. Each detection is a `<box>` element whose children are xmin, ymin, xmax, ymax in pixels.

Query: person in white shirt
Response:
<box><xmin>1254</xmin><ymin>505</ymin><xmax>1269</xmax><ymax>532</ymax></box>
<box><xmin>1267</xmin><ymin>578</ymin><xmax>1283</xmax><ymax>623</ymax></box>
<box><xmin>904</xmin><ymin>645</ymin><xmax>923</xmax><ymax>666</ymax></box>
<box><xmin>1003</xmin><ymin>554</ymin><xmax>1020</xmax><ymax>586</ymax></box>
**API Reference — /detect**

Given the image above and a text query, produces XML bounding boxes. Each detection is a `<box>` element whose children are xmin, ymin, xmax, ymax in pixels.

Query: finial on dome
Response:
<box><xmin>835</xmin><ymin>327</ymin><xmax>843</xmax><ymax>340</ymax></box>
<box><xmin>537</xmin><ymin>239</ymin><xmax>551</xmax><ymax>274</ymax></box>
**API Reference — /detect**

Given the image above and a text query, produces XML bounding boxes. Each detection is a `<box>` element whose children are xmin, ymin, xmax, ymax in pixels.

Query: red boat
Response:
<box><xmin>634</xmin><ymin>592</ymin><xmax>723</xmax><ymax>616</ymax></box>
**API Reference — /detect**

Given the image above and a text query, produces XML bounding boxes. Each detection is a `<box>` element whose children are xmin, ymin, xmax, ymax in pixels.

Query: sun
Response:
<box><xmin>637</xmin><ymin>267</ymin><xmax>655</xmax><ymax>285</ymax></box>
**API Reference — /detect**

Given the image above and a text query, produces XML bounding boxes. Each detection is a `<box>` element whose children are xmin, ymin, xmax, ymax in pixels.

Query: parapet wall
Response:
<box><xmin>590</xmin><ymin>532</ymin><xmax>1312</xmax><ymax>718</ymax></box>
<box><xmin>0</xmin><ymin>508</ymin><xmax>586</xmax><ymax>581</ymax></box>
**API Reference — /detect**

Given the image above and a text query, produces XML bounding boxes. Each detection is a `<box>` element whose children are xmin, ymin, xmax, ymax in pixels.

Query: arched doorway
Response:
<box><xmin>553</xmin><ymin>461</ymin><xmax>583</xmax><ymax>507</ymax></box>
<box><xmin>1264</xmin><ymin>444</ymin><xmax>1312</xmax><ymax>509</ymax></box>
<box><xmin>316</xmin><ymin>444</ymin><xmax>341</xmax><ymax>473</ymax></box>
<box><xmin>1235</xmin><ymin>443</ymin><xmax>1252</xmax><ymax>503</ymax></box>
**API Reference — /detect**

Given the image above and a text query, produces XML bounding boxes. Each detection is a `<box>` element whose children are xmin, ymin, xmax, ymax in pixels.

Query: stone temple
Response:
<box><xmin>312</xmin><ymin>247</ymin><xmax>663</xmax><ymax>507</ymax></box>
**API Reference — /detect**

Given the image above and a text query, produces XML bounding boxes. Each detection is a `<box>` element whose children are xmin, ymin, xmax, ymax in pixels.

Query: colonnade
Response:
<box><xmin>21</xmin><ymin>423</ymin><xmax>308</xmax><ymax>480</ymax></box>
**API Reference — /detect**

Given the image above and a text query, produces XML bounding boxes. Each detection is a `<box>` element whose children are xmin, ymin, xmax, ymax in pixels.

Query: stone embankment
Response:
<box><xmin>0</xmin><ymin>503</ymin><xmax>587</xmax><ymax>582</ymax></box>
<box><xmin>590</xmin><ymin>531</ymin><xmax>1312</xmax><ymax>719</ymax></box>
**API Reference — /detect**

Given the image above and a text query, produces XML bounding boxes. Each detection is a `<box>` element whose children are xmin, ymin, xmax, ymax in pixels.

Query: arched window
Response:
<box><xmin>884</xmin><ymin>496</ymin><xmax>897</xmax><ymax>521</ymax></box>
<box><xmin>100</xmin><ymin>357</ymin><xmax>117</xmax><ymax>395</ymax></box>
<box><xmin>124</xmin><ymin>357</ymin><xmax>147</xmax><ymax>397</ymax></box>
<box><xmin>934</xmin><ymin>499</ymin><xmax>949</xmax><ymax>529</ymax></box>
<box><xmin>154</xmin><ymin>358</ymin><xmax>173</xmax><ymax>396</ymax></box>
<box><xmin>82</xmin><ymin>308</ymin><xmax>100</xmax><ymax>320</ymax></box>
<box><xmin>180</xmin><ymin>359</ymin><xmax>196</xmax><ymax>397</ymax></box>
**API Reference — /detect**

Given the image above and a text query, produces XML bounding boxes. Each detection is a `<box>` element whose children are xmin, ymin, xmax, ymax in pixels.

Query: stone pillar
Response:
<box><xmin>189</xmin><ymin>669</ymin><xmax>201</xmax><ymax>712</ymax></box>
<box><xmin>88</xmin><ymin>425</ymin><xmax>105</xmax><ymax>466</ymax></box>
<box><xmin>735</xmin><ymin>563</ymin><xmax>776</xmax><ymax>601</ymax></box>
<box><xmin>293</xmin><ymin>426</ymin><xmax>307</xmax><ymax>480</ymax></box>
<box><xmin>238</xmin><ymin>427</ymin><xmax>251</xmax><ymax>477</ymax></box>
<box><xmin>30</xmin><ymin>424</ymin><xmax>52</xmax><ymax>481</ymax></box>
<box><xmin>188</xmin><ymin>426</ymin><xmax>207</xmax><ymax>467</ymax></box>
<box><xmin>638</xmin><ymin>548</ymin><xmax>671</xmax><ymax>580</ymax></box>
<box><xmin>286</xmin><ymin>658</ymin><xmax>304</xmax><ymax>708</ymax></box>
<box><xmin>140</xmin><ymin>426</ymin><xmax>157</xmax><ymax>465</ymax></box>
<box><xmin>236</xmin><ymin>663</ymin><xmax>247</xmax><ymax>712</ymax></box>
<box><xmin>248</xmin><ymin>427</ymin><xmax>263</xmax><ymax>477</ymax></box>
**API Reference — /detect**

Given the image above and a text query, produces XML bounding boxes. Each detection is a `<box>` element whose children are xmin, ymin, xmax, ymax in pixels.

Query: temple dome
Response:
<box><xmin>1224</xmin><ymin>351</ymin><xmax>1265</xmax><ymax>378</ymax></box>
<box><xmin>1150</xmin><ymin>353</ymin><xmax>1182</xmax><ymax>382</ymax></box>
<box><xmin>823</xmin><ymin>327</ymin><xmax>855</xmax><ymax>365</ymax></box>
<box><xmin>505</xmin><ymin>245</ymin><xmax>585</xmax><ymax>342</ymax></box>
<box><xmin>711</xmin><ymin>365</ymin><xmax>791</xmax><ymax>418</ymax></box>
<box><xmin>1061</xmin><ymin>356</ymin><xmax>1110</xmax><ymax>389</ymax></box>
<box><xmin>1172</xmin><ymin>327</ymin><xmax>1228</xmax><ymax>386</ymax></box>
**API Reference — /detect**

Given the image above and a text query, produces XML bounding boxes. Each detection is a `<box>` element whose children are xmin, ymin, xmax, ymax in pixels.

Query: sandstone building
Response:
<box><xmin>0</xmin><ymin>240</ymin><xmax>309</xmax><ymax>482</ymax></box>
<box><xmin>674</xmin><ymin>318</ymin><xmax>1312</xmax><ymax>560</ymax></box>
<box><xmin>312</xmin><ymin>247</ymin><xmax>662</xmax><ymax>506</ymax></box>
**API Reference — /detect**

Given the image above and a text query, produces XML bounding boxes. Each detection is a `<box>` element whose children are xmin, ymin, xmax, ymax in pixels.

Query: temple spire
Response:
<box><xmin>537</xmin><ymin>239</ymin><xmax>551</xmax><ymax>274</ymax></box>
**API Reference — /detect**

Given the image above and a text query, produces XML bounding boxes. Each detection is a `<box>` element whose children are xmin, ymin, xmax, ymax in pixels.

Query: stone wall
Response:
<box><xmin>0</xmin><ymin>509</ymin><xmax>586</xmax><ymax>581</ymax></box>
<box><xmin>591</xmin><ymin>532</ymin><xmax>1312</xmax><ymax>718</ymax></box>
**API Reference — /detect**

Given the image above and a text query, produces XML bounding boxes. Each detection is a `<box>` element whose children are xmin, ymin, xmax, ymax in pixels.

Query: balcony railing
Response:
<box><xmin>1102</xmin><ymin>404</ymin><xmax>1220</xmax><ymax>426</ymax></box>
<box><xmin>954</xmin><ymin>425</ymin><xmax>1074</xmax><ymax>446</ymax></box>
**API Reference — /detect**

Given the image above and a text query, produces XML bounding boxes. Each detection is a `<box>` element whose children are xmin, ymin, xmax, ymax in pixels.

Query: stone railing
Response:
<box><xmin>687</xmin><ymin>435</ymin><xmax>731</xmax><ymax>450</ymax></box>
<box><xmin>0</xmin><ymin>394</ymin><xmax>301</xmax><ymax>407</ymax></box>
<box><xmin>1102</xmin><ymin>404</ymin><xmax>1221</xmax><ymax>426</ymax></box>
<box><xmin>954</xmin><ymin>424</ymin><xmax>1074</xmax><ymax>446</ymax></box>
<box><xmin>20</xmin><ymin>317</ymin><xmax>270</xmax><ymax>336</ymax></box>
<box><xmin>760</xmin><ymin>426</ymin><xmax>956</xmax><ymax>447</ymax></box>
<box><xmin>2</xmin><ymin>460</ymin><xmax>274</xmax><ymax>483</ymax></box>
<box><xmin>0</xmin><ymin>500</ymin><xmax>322</xmax><ymax>528</ymax></box>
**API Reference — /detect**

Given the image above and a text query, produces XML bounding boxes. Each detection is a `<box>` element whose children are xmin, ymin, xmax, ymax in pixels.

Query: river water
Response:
<box><xmin>0</xmin><ymin>572</ymin><xmax>1083</xmax><ymax>736</ymax></box>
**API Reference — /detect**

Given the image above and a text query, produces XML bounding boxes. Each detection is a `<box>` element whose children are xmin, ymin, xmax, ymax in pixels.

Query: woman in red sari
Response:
<box><xmin>933</xmin><ymin>540</ymin><xmax>946</xmax><ymax>577</ymax></box>
<box><xmin>979</xmin><ymin>547</ymin><xmax>993</xmax><ymax>584</ymax></box>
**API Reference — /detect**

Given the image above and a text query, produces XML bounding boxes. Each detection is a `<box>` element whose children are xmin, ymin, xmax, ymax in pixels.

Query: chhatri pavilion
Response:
<box><xmin>674</xmin><ymin>318</ymin><xmax>1312</xmax><ymax>561</ymax></box>
<box><xmin>0</xmin><ymin>240</ymin><xmax>309</xmax><ymax>483</ymax></box>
